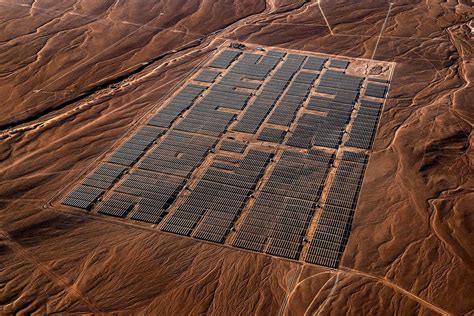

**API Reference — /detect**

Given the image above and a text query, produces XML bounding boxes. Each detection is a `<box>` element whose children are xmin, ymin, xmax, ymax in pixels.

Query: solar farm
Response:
<box><xmin>55</xmin><ymin>43</ymin><xmax>394</xmax><ymax>268</ymax></box>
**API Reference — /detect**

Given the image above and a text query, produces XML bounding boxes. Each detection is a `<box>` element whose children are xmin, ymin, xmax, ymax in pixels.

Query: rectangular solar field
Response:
<box><xmin>53</xmin><ymin>42</ymin><xmax>394</xmax><ymax>268</ymax></box>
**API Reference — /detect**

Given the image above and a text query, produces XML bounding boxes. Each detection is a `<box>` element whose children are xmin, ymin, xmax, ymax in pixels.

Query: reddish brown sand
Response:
<box><xmin>0</xmin><ymin>0</ymin><xmax>473</xmax><ymax>315</ymax></box>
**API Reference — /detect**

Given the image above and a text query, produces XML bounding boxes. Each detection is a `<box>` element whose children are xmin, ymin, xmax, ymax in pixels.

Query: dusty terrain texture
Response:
<box><xmin>0</xmin><ymin>0</ymin><xmax>473</xmax><ymax>315</ymax></box>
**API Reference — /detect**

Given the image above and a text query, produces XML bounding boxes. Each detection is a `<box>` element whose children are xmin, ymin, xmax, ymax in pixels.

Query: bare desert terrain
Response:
<box><xmin>0</xmin><ymin>0</ymin><xmax>473</xmax><ymax>315</ymax></box>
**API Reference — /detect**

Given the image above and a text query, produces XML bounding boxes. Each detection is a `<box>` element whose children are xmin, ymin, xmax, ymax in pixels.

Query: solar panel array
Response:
<box><xmin>257</xmin><ymin>128</ymin><xmax>286</xmax><ymax>144</ymax></box>
<box><xmin>305</xmin><ymin>151</ymin><xmax>367</xmax><ymax>267</ymax></box>
<box><xmin>195</xmin><ymin>69</ymin><xmax>221</xmax><ymax>83</ymax></box>
<box><xmin>329</xmin><ymin>59</ymin><xmax>349</xmax><ymax>69</ymax></box>
<box><xmin>59</xmin><ymin>45</ymin><xmax>392</xmax><ymax>269</ymax></box>
<box><xmin>365</xmin><ymin>82</ymin><xmax>388</xmax><ymax>98</ymax></box>
<box><xmin>162</xmin><ymin>150</ymin><xmax>272</xmax><ymax>242</ymax></box>
<box><xmin>346</xmin><ymin>100</ymin><xmax>384</xmax><ymax>149</ymax></box>
<box><xmin>233</xmin><ymin>150</ymin><xmax>333</xmax><ymax>259</ymax></box>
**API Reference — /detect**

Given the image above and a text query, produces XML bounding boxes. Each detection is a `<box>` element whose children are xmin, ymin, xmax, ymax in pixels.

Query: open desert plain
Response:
<box><xmin>0</xmin><ymin>0</ymin><xmax>473</xmax><ymax>315</ymax></box>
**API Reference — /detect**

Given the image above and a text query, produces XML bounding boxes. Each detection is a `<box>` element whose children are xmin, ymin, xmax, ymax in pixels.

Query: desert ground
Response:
<box><xmin>0</xmin><ymin>0</ymin><xmax>473</xmax><ymax>315</ymax></box>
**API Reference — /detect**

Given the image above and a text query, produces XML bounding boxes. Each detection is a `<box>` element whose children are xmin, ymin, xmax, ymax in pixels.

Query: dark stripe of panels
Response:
<box><xmin>233</xmin><ymin>149</ymin><xmax>333</xmax><ymax>260</ymax></box>
<box><xmin>161</xmin><ymin>150</ymin><xmax>272</xmax><ymax>242</ymax></box>
<box><xmin>305</xmin><ymin>151</ymin><xmax>368</xmax><ymax>268</ymax></box>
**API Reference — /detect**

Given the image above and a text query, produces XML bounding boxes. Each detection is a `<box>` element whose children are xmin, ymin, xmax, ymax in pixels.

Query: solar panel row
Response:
<box><xmin>62</xmin><ymin>163</ymin><xmax>127</xmax><ymax>209</ymax></box>
<box><xmin>220</xmin><ymin>73</ymin><xmax>261</xmax><ymax>90</ymax></box>
<box><xmin>202</xmin><ymin>86</ymin><xmax>251</xmax><ymax>110</ymax></box>
<box><xmin>368</xmin><ymin>77</ymin><xmax>390</xmax><ymax>84</ymax></box>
